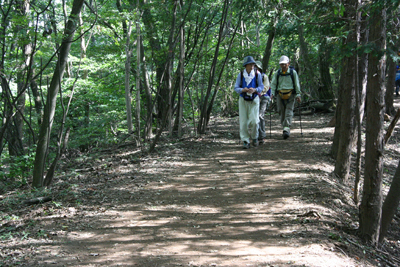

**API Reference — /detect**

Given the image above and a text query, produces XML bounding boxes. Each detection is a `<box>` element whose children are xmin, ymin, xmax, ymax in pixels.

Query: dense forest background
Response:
<box><xmin>1</xmin><ymin>0</ymin><xmax>400</xmax><ymax>246</ymax></box>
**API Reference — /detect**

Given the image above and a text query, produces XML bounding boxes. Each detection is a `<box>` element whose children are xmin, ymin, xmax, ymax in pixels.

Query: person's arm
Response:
<box><xmin>234</xmin><ymin>72</ymin><xmax>243</xmax><ymax>94</ymax></box>
<box><xmin>293</xmin><ymin>70</ymin><xmax>301</xmax><ymax>97</ymax></box>
<box><xmin>255</xmin><ymin>72</ymin><xmax>264</xmax><ymax>93</ymax></box>
<box><xmin>293</xmin><ymin>70</ymin><xmax>301</xmax><ymax>102</ymax></box>
<box><xmin>264</xmin><ymin>74</ymin><xmax>270</xmax><ymax>89</ymax></box>
<box><xmin>270</xmin><ymin>72</ymin><xmax>277</xmax><ymax>97</ymax></box>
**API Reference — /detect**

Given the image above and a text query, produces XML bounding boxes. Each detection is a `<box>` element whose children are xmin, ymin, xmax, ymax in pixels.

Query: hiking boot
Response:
<box><xmin>283</xmin><ymin>130</ymin><xmax>290</xmax><ymax>140</ymax></box>
<box><xmin>252</xmin><ymin>139</ymin><xmax>259</xmax><ymax>147</ymax></box>
<box><xmin>243</xmin><ymin>141</ymin><xmax>250</xmax><ymax>149</ymax></box>
<box><xmin>258</xmin><ymin>138</ymin><xmax>265</xmax><ymax>144</ymax></box>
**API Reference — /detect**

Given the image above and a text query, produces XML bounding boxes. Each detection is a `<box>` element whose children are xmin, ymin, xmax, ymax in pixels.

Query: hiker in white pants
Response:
<box><xmin>234</xmin><ymin>56</ymin><xmax>264</xmax><ymax>149</ymax></box>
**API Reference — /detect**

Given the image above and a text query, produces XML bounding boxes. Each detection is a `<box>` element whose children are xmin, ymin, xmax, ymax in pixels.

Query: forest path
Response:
<box><xmin>31</xmin><ymin>111</ymin><xmax>379</xmax><ymax>267</ymax></box>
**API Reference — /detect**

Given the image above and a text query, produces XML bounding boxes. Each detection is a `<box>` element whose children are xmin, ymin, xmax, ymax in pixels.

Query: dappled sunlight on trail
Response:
<box><xmin>26</xmin><ymin>113</ymin><xmax>375</xmax><ymax>267</ymax></box>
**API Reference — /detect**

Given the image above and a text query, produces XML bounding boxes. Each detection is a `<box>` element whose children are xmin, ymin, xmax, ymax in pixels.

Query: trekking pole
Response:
<box><xmin>298</xmin><ymin>102</ymin><xmax>303</xmax><ymax>136</ymax></box>
<box><xmin>269</xmin><ymin>99</ymin><xmax>272</xmax><ymax>139</ymax></box>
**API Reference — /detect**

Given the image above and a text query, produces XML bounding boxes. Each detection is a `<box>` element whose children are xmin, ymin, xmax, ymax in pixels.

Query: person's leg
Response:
<box><xmin>282</xmin><ymin>95</ymin><xmax>295</xmax><ymax>139</ymax></box>
<box><xmin>258</xmin><ymin>96</ymin><xmax>268</xmax><ymax>141</ymax></box>
<box><xmin>396</xmin><ymin>80</ymin><xmax>400</xmax><ymax>95</ymax></box>
<box><xmin>249</xmin><ymin>97</ymin><xmax>260</xmax><ymax>145</ymax></box>
<box><xmin>276</xmin><ymin>96</ymin><xmax>286</xmax><ymax>126</ymax></box>
<box><xmin>239</xmin><ymin>97</ymin><xmax>250</xmax><ymax>145</ymax></box>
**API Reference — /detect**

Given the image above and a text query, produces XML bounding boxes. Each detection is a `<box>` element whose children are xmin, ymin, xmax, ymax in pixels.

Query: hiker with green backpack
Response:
<box><xmin>234</xmin><ymin>56</ymin><xmax>264</xmax><ymax>149</ymax></box>
<box><xmin>270</xmin><ymin>55</ymin><xmax>301</xmax><ymax>139</ymax></box>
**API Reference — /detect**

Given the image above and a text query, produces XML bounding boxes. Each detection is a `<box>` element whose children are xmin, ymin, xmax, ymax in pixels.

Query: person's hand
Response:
<box><xmin>296</xmin><ymin>96</ymin><xmax>301</xmax><ymax>103</ymax></box>
<box><xmin>247</xmin><ymin>87</ymin><xmax>255</xmax><ymax>94</ymax></box>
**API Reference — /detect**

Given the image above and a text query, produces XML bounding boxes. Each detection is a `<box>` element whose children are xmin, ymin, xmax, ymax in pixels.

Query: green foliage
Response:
<box><xmin>0</xmin><ymin>0</ymin><xmax>397</xmax><ymax>191</ymax></box>
<box><xmin>328</xmin><ymin>232</ymin><xmax>343</xmax><ymax>242</ymax></box>
<box><xmin>0</xmin><ymin>147</ymin><xmax>36</xmax><ymax>188</ymax></box>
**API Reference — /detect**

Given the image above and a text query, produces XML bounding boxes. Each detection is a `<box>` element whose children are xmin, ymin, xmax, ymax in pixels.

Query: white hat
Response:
<box><xmin>279</xmin><ymin>55</ymin><xmax>290</xmax><ymax>64</ymax></box>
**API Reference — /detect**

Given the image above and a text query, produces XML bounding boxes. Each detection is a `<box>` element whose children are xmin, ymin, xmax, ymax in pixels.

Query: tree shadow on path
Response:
<box><xmin>24</xmin><ymin>113</ymin><xmax>377</xmax><ymax>267</ymax></box>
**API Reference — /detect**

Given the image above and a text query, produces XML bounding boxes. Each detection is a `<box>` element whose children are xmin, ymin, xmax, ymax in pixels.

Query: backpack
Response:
<box><xmin>240</xmin><ymin>70</ymin><xmax>259</xmax><ymax>101</ymax></box>
<box><xmin>276</xmin><ymin>66</ymin><xmax>295</xmax><ymax>100</ymax></box>
<box><xmin>276</xmin><ymin>65</ymin><xmax>295</xmax><ymax>89</ymax></box>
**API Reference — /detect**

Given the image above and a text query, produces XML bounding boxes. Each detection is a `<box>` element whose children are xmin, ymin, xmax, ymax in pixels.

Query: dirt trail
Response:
<box><xmin>21</xmin><ymin>110</ymin><xmax>383</xmax><ymax>267</ymax></box>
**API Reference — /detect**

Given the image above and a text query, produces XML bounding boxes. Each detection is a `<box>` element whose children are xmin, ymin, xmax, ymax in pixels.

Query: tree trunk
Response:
<box><xmin>379</xmin><ymin>160</ymin><xmax>400</xmax><ymax>242</ymax></box>
<box><xmin>354</xmin><ymin>2</ymin><xmax>369</xmax><ymax>204</ymax></box>
<box><xmin>262</xmin><ymin>9</ymin><xmax>279</xmax><ymax>72</ymax></box>
<box><xmin>318</xmin><ymin>37</ymin><xmax>334</xmax><ymax>100</ymax></box>
<box><xmin>10</xmin><ymin>0</ymin><xmax>31</xmax><ymax>157</ymax></box>
<box><xmin>331</xmin><ymin>58</ymin><xmax>345</xmax><ymax>159</ymax></box>
<box><xmin>0</xmin><ymin>5</ymin><xmax>13</xmax><ymax>156</ymax></box>
<box><xmin>166</xmin><ymin>1</ymin><xmax>178</xmax><ymax>135</ymax></box>
<box><xmin>385</xmin><ymin>51</ymin><xmax>396</xmax><ymax>116</ymax></box>
<box><xmin>142</xmin><ymin>4</ymin><xmax>167</xmax><ymax>121</ymax></box>
<box><xmin>32</xmin><ymin>0</ymin><xmax>85</xmax><ymax>188</ymax></box>
<box><xmin>198</xmin><ymin>0</ymin><xmax>229</xmax><ymax>134</ymax></box>
<box><xmin>178</xmin><ymin>7</ymin><xmax>185</xmax><ymax>137</ymax></box>
<box><xmin>80</xmin><ymin>8</ymin><xmax>90</xmax><ymax>152</ymax></box>
<box><xmin>136</xmin><ymin>6</ymin><xmax>141</xmax><ymax>145</ymax></box>
<box><xmin>124</xmin><ymin>20</ymin><xmax>133</xmax><ymax>134</ymax></box>
<box><xmin>298</xmin><ymin>24</ymin><xmax>318</xmax><ymax>99</ymax></box>
<box><xmin>333</xmin><ymin>0</ymin><xmax>358</xmax><ymax>181</ymax></box>
<box><xmin>139</xmin><ymin>36</ymin><xmax>153</xmax><ymax>141</ymax></box>
<box><xmin>359</xmin><ymin>6</ymin><xmax>387</xmax><ymax>245</ymax></box>
<box><xmin>357</xmin><ymin>11</ymin><xmax>369</xmax><ymax>124</ymax></box>
<box><xmin>385</xmin><ymin>9</ymin><xmax>399</xmax><ymax>116</ymax></box>
<box><xmin>30</xmin><ymin>77</ymin><xmax>43</xmax><ymax>125</ymax></box>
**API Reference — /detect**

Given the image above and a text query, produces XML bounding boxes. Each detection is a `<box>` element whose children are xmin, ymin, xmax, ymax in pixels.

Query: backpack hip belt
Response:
<box><xmin>278</xmin><ymin>89</ymin><xmax>294</xmax><ymax>100</ymax></box>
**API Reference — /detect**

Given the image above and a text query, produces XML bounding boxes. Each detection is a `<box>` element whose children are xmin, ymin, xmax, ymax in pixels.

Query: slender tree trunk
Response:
<box><xmin>0</xmin><ymin>4</ymin><xmax>12</xmax><ymax>157</ymax></box>
<box><xmin>30</xmin><ymin>77</ymin><xmax>43</xmax><ymax>125</ymax></box>
<box><xmin>354</xmin><ymin>1</ymin><xmax>368</xmax><ymax>204</ymax></box>
<box><xmin>333</xmin><ymin>0</ymin><xmax>358</xmax><ymax>181</ymax></box>
<box><xmin>318</xmin><ymin>37</ymin><xmax>334</xmax><ymax>100</ymax></box>
<box><xmin>166</xmin><ymin>1</ymin><xmax>177</xmax><ymax>135</ymax></box>
<box><xmin>386</xmin><ymin>51</ymin><xmax>396</xmax><ymax>116</ymax></box>
<box><xmin>357</xmin><ymin>9</ymin><xmax>369</xmax><ymax>124</ymax></box>
<box><xmin>298</xmin><ymin>24</ymin><xmax>318</xmax><ymax>99</ymax></box>
<box><xmin>32</xmin><ymin>0</ymin><xmax>85</xmax><ymax>188</ymax></box>
<box><xmin>44</xmin><ymin>71</ymin><xmax>78</xmax><ymax>187</ymax></box>
<box><xmin>385</xmin><ymin>10</ymin><xmax>399</xmax><ymax>116</ymax></box>
<box><xmin>139</xmin><ymin>37</ymin><xmax>153</xmax><ymax>141</ymax></box>
<box><xmin>11</xmin><ymin>0</ymin><xmax>31</xmax><ymax>157</ymax></box>
<box><xmin>331</xmin><ymin>56</ymin><xmax>345</xmax><ymax>159</ymax></box>
<box><xmin>124</xmin><ymin>20</ymin><xmax>133</xmax><ymax>134</ymax></box>
<box><xmin>379</xmin><ymin>160</ymin><xmax>400</xmax><ymax>242</ymax></box>
<box><xmin>142</xmin><ymin>4</ymin><xmax>167</xmax><ymax>121</ymax></box>
<box><xmin>198</xmin><ymin>0</ymin><xmax>229</xmax><ymax>134</ymax></box>
<box><xmin>80</xmin><ymin>8</ymin><xmax>90</xmax><ymax>152</ymax></box>
<box><xmin>136</xmin><ymin>5</ymin><xmax>141</xmax><ymax>145</ymax></box>
<box><xmin>178</xmin><ymin>8</ymin><xmax>185</xmax><ymax>137</ymax></box>
<box><xmin>262</xmin><ymin>9</ymin><xmax>280</xmax><ymax>72</ymax></box>
<box><xmin>359</xmin><ymin>6</ymin><xmax>387</xmax><ymax>245</ymax></box>
<box><xmin>333</xmin><ymin>59</ymin><xmax>356</xmax><ymax>181</ymax></box>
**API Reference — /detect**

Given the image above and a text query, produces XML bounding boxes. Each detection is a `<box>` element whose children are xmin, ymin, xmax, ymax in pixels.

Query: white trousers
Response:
<box><xmin>238</xmin><ymin>96</ymin><xmax>260</xmax><ymax>142</ymax></box>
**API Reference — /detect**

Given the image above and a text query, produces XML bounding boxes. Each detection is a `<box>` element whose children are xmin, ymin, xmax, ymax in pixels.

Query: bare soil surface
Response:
<box><xmin>1</xmin><ymin>100</ymin><xmax>400</xmax><ymax>267</ymax></box>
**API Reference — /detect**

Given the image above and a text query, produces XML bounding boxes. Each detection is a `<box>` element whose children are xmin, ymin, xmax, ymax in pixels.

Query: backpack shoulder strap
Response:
<box><xmin>255</xmin><ymin>70</ymin><xmax>258</xmax><ymax>87</ymax></box>
<box><xmin>276</xmin><ymin>69</ymin><xmax>281</xmax><ymax>89</ymax></box>
<box><xmin>289</xmin><ymin>68</ymin><xmax>295</xmax><ymax>89</ymax></box>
